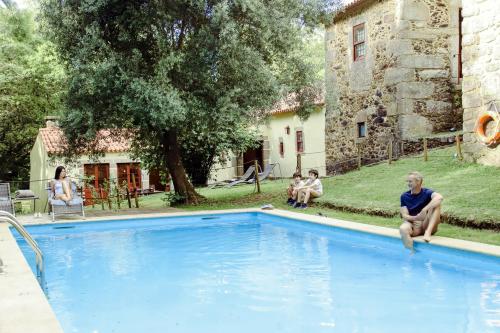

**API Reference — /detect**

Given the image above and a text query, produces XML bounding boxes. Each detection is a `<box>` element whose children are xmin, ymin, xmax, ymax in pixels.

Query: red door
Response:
<box><xmin>83</xmin><ymin>164</ymin><xmax>110</xmax><ymax>205</ymax></box>
<box><xmin>117</xmin><ymin>163</ymin><xmax>142</xmax><ymax>191</ymax></box>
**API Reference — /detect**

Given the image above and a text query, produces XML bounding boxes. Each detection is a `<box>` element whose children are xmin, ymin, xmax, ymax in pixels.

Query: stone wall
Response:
<box><xmin>395</xmin><ymin>0</ymin><xmax>462</xmax><ymax>139</ymax></box>
<box><xmin>461</xmin><ymin>0</ymin><xmax>500</xmax><ymax>166</ymax></box>
<box><xmin>325</xmin><ymin>0</ymin><xmax>462</xmax><ymax>173</ymax></box>
<box><xmin>325</xmin><ymin>0</ymin><xmax>399</xmax><ymax>173</ymax></box>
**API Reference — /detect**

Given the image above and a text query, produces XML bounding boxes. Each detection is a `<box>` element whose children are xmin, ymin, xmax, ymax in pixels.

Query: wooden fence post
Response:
<box><xmin>423</xmin><ymin>138</ymin><xmax>428</xmax><ymax>162</ymax></box>
<box><xmin>401</xmin><ymin>141</ymin><xmax>404</xmax><ymax>156</ymax></box>
<box><xmin>107</xmin><ymin>182</ymin><xmax>112</xmax><ymax>210</ymax></box>
<box><xmin>254</xmin><ymin>160</ymin><xmax>261</xmax><ymax>194</ymax></box>
<box><xmin>99</xmin><ymin>186</ymin><xmax>105</xmax><ymax>210</ymax></box>
<box><xmin>132</xmin><ymin>174</ymin><xmax>139</xmax><ymax>208</ymax></box>
<box><xmin>126</xmin><ymin>187</ymin><xmax>132</xmax><ymax>208</ymax></box>
<box><xmin>456</xmin><ymin>134</ymin><xmax>463</xmax><ymax>161</ymax></box>
<box><xmin>115</xmin><ymin>183</ymin><xmax>121</xmax><ymax>210</ymax></box>
<box><xmin>296</xmin><ymin>153</ymin><xmax>302</xmax><ymax>173</ymax></box>
<box><xmin>388</xmin><ymin>140</ymin><xmax>393</xmax><ymax>165</ymax></box>
<box><xmin>357</xmin><ymin>144</ymin><xmax>362</xmax><ymax>170</ymax></box>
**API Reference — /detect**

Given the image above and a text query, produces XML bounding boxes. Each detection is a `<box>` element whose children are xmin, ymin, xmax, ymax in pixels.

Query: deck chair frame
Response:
<box><xmin>0</xmin><ymin>183</ymin><xmax>15</xmax><ymax>215</ymax></box>
<box><xmin>48</xmin><ymin>181</ymin><xmax>85</xmax><ymax>221</ymax></box>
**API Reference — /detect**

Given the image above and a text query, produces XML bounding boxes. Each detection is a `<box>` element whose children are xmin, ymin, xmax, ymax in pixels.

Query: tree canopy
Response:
<box><xmin>40</xmin><ymin>0</ymin><xmax>333</xmax><ymax>202</ymax></box>
<box><xmin>0</xmin><ymin>7</ymin><xmax>65</xmax><ymax>184</ymax></box>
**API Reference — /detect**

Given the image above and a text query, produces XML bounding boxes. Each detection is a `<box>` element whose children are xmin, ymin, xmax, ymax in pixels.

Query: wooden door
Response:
<box><xmin>117</xmin><ymin>163</ymin><xmax>142</xmax><ymax>191</ymax></box>
<box><xmin>83</xmin><ymin>163</ymin><xmax>110</xmax><ymax>205</ymax></box>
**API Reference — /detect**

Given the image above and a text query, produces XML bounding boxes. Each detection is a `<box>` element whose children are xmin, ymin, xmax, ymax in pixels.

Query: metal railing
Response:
<box><xmin>0</xmin><ymin>211</ymin><xmax>45</xmax><ymax>289</ymax></box>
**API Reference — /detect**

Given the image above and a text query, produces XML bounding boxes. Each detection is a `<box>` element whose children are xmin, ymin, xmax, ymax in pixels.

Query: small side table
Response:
<box><xmin>13</xmin><ymin>196</ymin><xmax>40</xmax><ymax>217</ymax></box>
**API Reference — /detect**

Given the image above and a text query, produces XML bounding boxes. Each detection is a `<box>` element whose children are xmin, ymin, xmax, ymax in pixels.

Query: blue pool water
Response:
<box><xmin>13</xmin><ymin>212</ymin><xmax>500</xmax><ymax>333</ymax></box>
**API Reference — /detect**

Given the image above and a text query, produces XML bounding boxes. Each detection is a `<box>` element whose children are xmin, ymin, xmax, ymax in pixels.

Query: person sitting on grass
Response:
<box><xmin>294</xmin><ymin>169</ymin><xmax>323</xmax><ymax>209</ymax></box>
<box><xmin>287</xmin><ymin>172</ymin><xmax>304</xmax><ymax>206</ymax></box>
<box><xmin>399</xmin><ymin>171</ymin><xmax>443</xmax><ymax>251</ymax></box>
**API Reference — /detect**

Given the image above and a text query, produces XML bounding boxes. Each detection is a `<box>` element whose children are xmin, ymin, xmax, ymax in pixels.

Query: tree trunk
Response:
<box><xmin>163</xmin><ymin>130</ymin><xmax>201</xmax><ymax>204</ymax></box>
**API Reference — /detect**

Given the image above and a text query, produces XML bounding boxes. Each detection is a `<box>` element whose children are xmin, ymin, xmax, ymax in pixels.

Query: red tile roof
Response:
<box><xmin>333</xmin><ymin>0</ymin><xmax>379</xmax><ymax>22</ymax></box>
<box><xmin>40</xmin><ymin>126</ymin><xmax>131</xmax><ymax>155</ymax></box>
<box><xmin>269</xmin><ymin>93</ymin><xmax>325</xmax><ymax>115</ymax></box>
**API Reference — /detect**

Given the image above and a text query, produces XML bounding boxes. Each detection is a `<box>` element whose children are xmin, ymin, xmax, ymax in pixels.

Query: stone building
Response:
<box><xmin>325</xmin><ymin>0</ymin><xmax>463</xmax><ymax>172</ymax></box>
<box><xmin>461</xmin><ymin>0</ymin><xmax>500</xmax><ymax>166</ymax></box>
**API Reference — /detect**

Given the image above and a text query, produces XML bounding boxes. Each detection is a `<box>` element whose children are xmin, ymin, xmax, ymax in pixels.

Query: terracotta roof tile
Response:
<box><xmin>269</xmin><ymin>93</ymin><xmax>325</xmax><ymax>115</ymax></box>
<box><xmin>40</xmin><ymin>126</ymin><xmax>131</xmax><ymax>155</ymax></box>
<box><xmin>333</xmin><ymin>0</ymin><xmax>379</xmax><ymax>22</ymax></box>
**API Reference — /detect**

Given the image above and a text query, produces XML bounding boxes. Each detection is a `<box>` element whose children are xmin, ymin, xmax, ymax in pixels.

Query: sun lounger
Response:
<box><xmin>210</xmin><ymin>165</ymin><xmax>256</xmax><ymax>189</ymax></box>
<box><xmin>48</xmin><ymin>181</ymin><xmax>85</xmax><ymax>221</ymax></box>
<box><xmin>246</xmin><ymin>163</ymin><xmax>276</xmax><ymax>184</ymax></box>
<box><xmin>0</xmin><ymin>183</ymin><xmax>15</xmax><ymax>215</ymax></box>
<box><xmin>225</xmin><ymin>165</ymin><xmax>258</xmax><ymax>187</ymax></box>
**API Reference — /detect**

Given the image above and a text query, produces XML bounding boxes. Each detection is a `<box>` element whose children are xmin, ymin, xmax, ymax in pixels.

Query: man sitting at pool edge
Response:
<box><xmin>399</xmin><ymin>171</ymin><xmax>443</xmax><ymax>250</ymax></box>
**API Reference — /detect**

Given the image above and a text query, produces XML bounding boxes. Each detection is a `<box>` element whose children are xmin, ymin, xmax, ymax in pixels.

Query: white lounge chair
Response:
<box><xmin>47</xmin><ymin>181</ymin><xmax>85</xmax><ymax>221</ymax></box>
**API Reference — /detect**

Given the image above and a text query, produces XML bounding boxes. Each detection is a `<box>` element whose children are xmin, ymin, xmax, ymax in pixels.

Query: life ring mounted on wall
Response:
<box><xmin>474</xmin><ymin>108</ymin><xmax>500</xmax><ymax>147</ymax></box>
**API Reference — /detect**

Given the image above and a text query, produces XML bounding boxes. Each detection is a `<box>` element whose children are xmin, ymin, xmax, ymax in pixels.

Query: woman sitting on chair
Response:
<box><xmin>51</xmin><ymin>166</ymin><xmax>72</xmax><ymax>204</ymax></box>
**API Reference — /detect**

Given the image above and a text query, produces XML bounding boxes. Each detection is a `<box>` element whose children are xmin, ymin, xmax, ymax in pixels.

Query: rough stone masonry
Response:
<box><xmin>461</xmin><ymin>0</ymin><xmax>500</xmax><ymax>166</ymax></box>
<box><xmin>325</xmin><ymin>0</ymin><xmax>463</xmax><ymax>173</ymax></box>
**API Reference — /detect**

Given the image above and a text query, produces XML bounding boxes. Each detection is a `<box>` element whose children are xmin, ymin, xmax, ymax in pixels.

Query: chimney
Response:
<box><xmin>45</xmin><ymin>116</ymin><xmax>60</xmax><ymax>128</ymax></box>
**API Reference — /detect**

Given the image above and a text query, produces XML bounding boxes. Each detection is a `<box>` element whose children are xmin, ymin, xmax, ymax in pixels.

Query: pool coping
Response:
<box><xmin>0</xmin><ymin>223</ymin><xmax>64</xmax><ymax>333</ymax></box>
<box><xmin>1</xmin><ymin>208</ymin><xmax>499</xmax><ymax>333</ymax></box>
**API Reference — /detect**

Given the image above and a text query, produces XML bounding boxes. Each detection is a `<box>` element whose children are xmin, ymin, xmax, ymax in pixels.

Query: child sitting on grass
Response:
<box><xmin>293</xmin><ymin>169</ymin><xmax>323</xmax><ymax>209</ymax></box>
<box><xmin>287</xmin><ymin>172</ymin><xmax>304</xmax><ymax>206</ymax></box>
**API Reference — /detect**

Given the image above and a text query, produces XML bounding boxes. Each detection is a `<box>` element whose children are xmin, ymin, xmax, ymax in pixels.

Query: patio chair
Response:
<box><xmin>47</xmin><ymin>181</ymin><xmax>85</xmax><ymax>221</ymax></box>
<box><xmin>225</xmin><ymin>165</ymin><xmax>259</xmax><ymax>187</ymax></box>
<box><xmin>246</xmin><ymin>163</ymin><xmax>276</xmax><ymax>184</ymax></box>
<box><xmin>0</xmin><ymin>183</ymin><xmax>15</xmax><ymax>215</ymax></box>
<box><xmin>210</xmin><ymin>165</ymin><xmax>256</xmax><ymax>189</ymax></box>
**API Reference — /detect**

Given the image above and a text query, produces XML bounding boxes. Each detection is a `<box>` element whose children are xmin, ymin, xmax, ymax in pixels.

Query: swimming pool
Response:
<box><xmin>13</xmin><ymin>212</ymin><xmax>500</xmax><ymax>333</ymax></box>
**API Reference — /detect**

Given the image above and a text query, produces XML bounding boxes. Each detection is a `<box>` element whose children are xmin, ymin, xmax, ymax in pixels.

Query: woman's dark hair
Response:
<box><xmin>308</xmin><ymin>169</ymin><xmax>319</xmax><ymax>178</ymax></box>
<box><xmin>292</xmin><ymin>172</ymin><xmax>302</xmax><ymax>178</ymax></box>
<box><xmin>54</xmin><ymin>166</ymin><xmax>65</xmax><ymax>180</ymax></box>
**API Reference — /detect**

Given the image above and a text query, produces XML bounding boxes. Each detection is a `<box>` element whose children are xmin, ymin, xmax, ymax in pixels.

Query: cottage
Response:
<box><xmin>30</xmin><ymin>119</ymin><xmax>164</xmax><ymax>213</ymax></box>
<box><xmin>325</xmin><ymin>0</ymin><xmax>464</xmax><ymax>172</ymax></box>
<box><xmin>209</xmin><ymin>98</ymin><xmax>326</xmax><ymax>183</ymax></box>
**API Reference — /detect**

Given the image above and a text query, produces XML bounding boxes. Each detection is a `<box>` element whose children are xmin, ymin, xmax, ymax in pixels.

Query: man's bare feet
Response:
<box><xmin>423</xmin><ymin>234</ymin><xmax>431</xmax><ymax>242</ymax></box>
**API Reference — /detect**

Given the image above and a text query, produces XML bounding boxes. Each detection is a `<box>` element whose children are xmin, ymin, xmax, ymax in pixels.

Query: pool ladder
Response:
<box><xmin>0</xmin><ymin>211</ymin><xmax>45</xmax><ymax>290</ymax></box>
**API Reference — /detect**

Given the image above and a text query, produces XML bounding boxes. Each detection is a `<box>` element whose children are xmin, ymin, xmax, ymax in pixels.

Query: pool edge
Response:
<box><xmin>0</xmin><ymin>223</ymin><xmax>64</xmax><ymax>333</ymax></box>
<box><xmin>17</xmin><ymin>208</ymin><xmax>500</xmax><ymax>257</ymax></box>
<box><xmin>2</xmin><ymin>207</ymin><xmax>499</xmax><ymax>332</ymax></box>
<box><xmin>261</xmin><ymin>209</ymin><xmax>500</xmax><ymax>258</ymax></box>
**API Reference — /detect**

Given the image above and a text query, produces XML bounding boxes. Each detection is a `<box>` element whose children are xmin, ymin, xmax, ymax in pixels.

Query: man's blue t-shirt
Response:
<box><xmin>400</xmin><ymin>188</ymin><xmax>434</xmax><ymax>216</ymax></box>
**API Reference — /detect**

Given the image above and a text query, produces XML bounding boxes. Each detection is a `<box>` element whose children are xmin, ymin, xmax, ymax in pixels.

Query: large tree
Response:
<box><xmin>0</xmin><ymin>8</ymin><xmax>65</xmax><ymax>184</ymax></box>
<box><xmin>40</xmin><ymin>0</ymin><xmax>331</xmax><ymax>203</ymax></box>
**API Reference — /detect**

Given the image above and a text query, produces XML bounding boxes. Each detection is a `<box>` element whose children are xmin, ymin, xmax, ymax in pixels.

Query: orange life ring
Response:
<box><xmin>475</xmin><ymin>110</ymin><xmax>500</xmax><ymax>146</ymax></box>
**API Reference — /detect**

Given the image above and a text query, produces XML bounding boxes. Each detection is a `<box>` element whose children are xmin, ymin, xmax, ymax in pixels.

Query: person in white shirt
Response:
<box><xmin>294</xmin><ymin>169</ymin><xmax>323</xmax><ymax>209</ymax></box>
<box><xmin>287</xmin><ymin>172</ymin><xmax>304</xmax><ymax>206</ymax></box>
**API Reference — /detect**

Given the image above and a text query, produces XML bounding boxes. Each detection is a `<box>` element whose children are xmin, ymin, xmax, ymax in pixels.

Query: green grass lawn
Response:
<box><xmin>84</xmin><ymin>146</ymin><xmax>500</xmax><ymax>245</ymax></box>
<box><xmin>315</xmin><ymin>147</ymin><xmax>500</xmax><ymax>223</ymax></box>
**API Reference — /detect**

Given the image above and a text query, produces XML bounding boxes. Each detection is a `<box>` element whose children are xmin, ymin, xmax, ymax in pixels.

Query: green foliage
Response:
<box><xmin>162</xmin><ymin>191</ymin><xmax>186</xmax><ymax>207</ymax></box>
<box><xmin>0</xmin><ymin>8</ymin><xmax>66</xmax><ymax>182</ymax></box>
<box><xmin>40</xmin><ymin>0</ymin><xmax>329</xmax><ymax>190</ymax></box>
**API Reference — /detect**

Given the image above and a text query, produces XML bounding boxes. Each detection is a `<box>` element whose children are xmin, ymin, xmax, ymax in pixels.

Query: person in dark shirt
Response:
<box><xmin>399</xmin><ymin>171</ymin><xmax>443</xmax><ymax>250</ymax></box>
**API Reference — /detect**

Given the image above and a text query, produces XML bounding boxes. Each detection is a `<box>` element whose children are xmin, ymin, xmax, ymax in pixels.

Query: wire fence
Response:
<box><xmin>2</xmin><ymin>130</ymin><xmax>470</xmax><ymax>213</ymax></box>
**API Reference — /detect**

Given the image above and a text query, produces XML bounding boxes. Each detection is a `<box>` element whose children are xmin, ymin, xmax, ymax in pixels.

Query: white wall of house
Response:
<box><xmin>261</xmin><ymin>107</ymin><xmax>326</xmax><ymax>178</ymax></box>
<box><xmin>208</xmin><ymin>107</ymin><xmax>326</xmax><ymax>182</ymax></box>
<box><xmin>208</xmin><ymin>156</ymin><xmax>238</xmax><ymax>183</ymax></box>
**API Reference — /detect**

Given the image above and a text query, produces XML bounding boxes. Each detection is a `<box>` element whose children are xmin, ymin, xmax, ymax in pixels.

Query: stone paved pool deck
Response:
<box><xmin>1</xmin><ymin>208</ymin><xmax>499</xmax><ymax>332</ymax></box>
